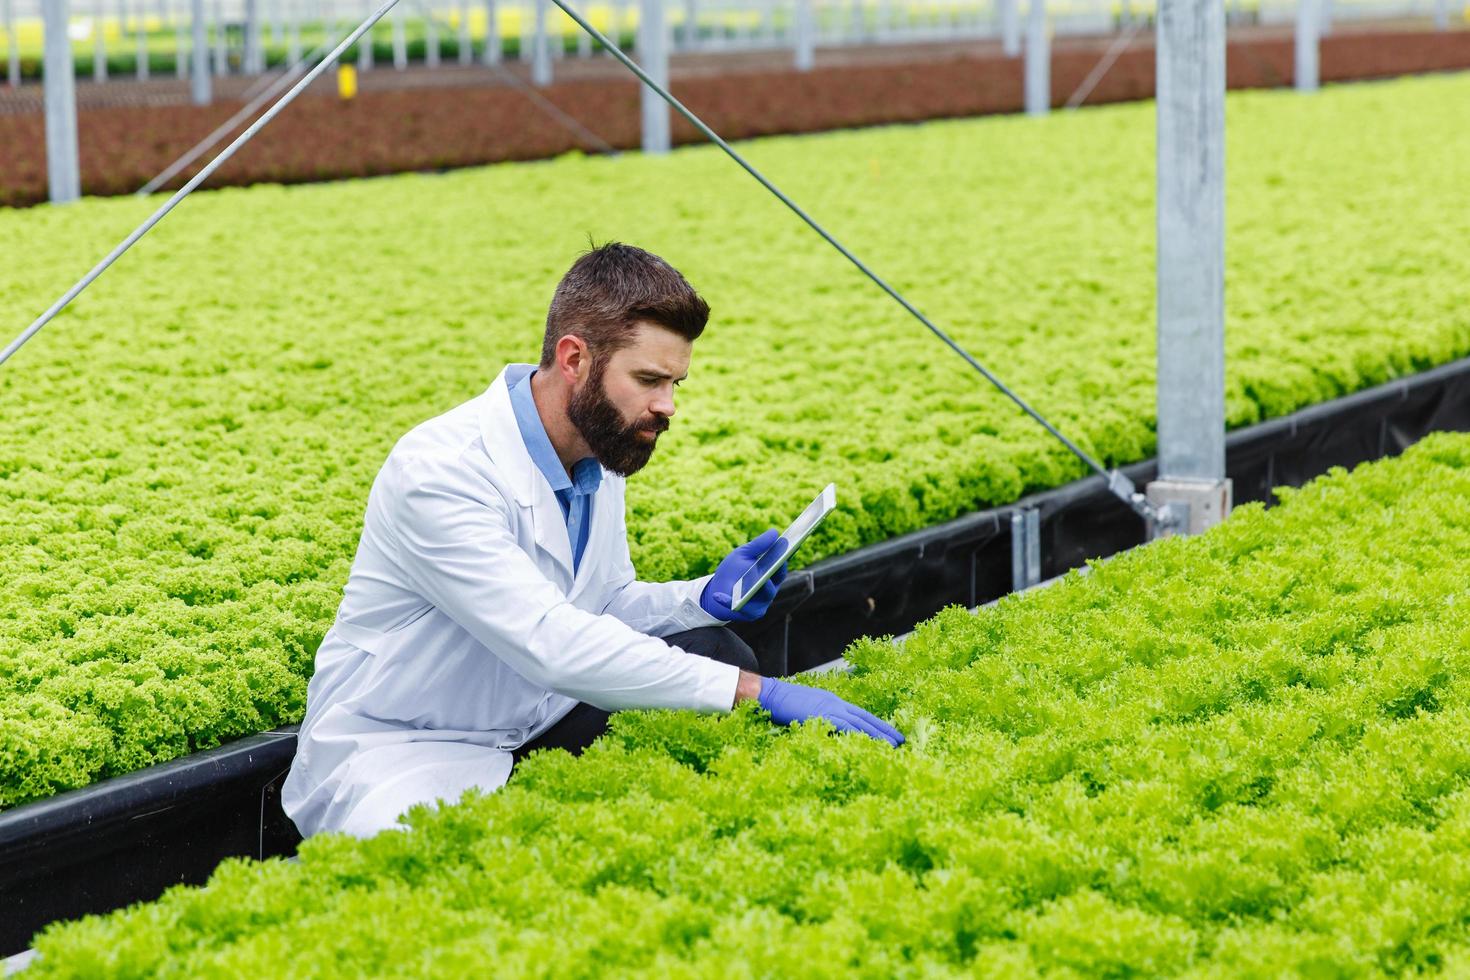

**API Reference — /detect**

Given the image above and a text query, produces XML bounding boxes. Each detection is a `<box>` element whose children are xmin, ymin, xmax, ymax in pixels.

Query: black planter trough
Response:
<box><xmin>4</xmin><ymin>353</ymin><xmax>1470</xmax><ymax>957</ymax></box>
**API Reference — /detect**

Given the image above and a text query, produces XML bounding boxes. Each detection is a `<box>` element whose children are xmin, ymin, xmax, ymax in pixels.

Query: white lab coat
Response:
<box><xmin>281</xmin><ymin>364</ymin><xmax>739</xmax><ymax>839</ymax></box>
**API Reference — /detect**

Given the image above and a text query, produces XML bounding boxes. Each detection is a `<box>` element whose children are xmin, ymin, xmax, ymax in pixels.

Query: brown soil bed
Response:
<box><xmin>1</xmin><ymin>27</ymin><xmax>1467</xmax><ymax>207</ymax></box>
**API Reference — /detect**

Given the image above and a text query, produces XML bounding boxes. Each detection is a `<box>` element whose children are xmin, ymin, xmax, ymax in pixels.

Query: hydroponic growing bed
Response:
<box><xmin>18</xmin><ymin>432</ymin><xmax>1470</xmax><ymax>974</ymax></box>
<box><xmin>2</xmin><ymin>70</ymin><xmax>1468</xmax><ymax>815</ymax></box>
<box><xmin>4</xmin><ymin>349</ymin><xmax>1467</xmax><ymax>957</ymax></box>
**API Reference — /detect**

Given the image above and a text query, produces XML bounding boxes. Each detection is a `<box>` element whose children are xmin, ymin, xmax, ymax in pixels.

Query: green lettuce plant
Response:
<box><xmin>26</xmin><ymin>433</ymin><xmax>1470</xmax><ymax>975</ymax></box>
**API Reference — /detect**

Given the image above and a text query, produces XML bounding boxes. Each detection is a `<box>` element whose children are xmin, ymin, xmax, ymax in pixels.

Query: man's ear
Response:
<box><xmin>555</xmin><ymin>334</ymin><xmax>589</xmax><ymax>387</ymax></box>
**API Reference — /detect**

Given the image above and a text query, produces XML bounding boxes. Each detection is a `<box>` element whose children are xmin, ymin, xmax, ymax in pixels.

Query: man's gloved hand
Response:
<box><xmin>758</xmin><ymin>677</ymin><xmax>905</xmax><ymax>747</ymax></box>
<box><xmin>700</xmin><ymin>529</ymin><xmax>790</xmax><ymax>623</ymax></box>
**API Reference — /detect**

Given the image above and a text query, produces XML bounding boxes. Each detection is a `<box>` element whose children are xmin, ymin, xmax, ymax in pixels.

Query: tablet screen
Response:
<box><xmin>731</xmin><ymin>483</ymin><xmax>837</xmax><ymax>611</ymax></box>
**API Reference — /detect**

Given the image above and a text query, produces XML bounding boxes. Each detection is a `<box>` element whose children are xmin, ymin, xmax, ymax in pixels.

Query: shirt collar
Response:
<box><xmin>508</xmin><ymin>366</ymin><xmax>602</xmax><ymax>497</ymax></box>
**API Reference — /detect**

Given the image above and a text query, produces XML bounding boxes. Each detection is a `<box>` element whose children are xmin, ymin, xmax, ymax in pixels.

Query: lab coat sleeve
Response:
<box><xmin>600</xmin><ymin>573</ymin><xmax>727</xmax><ymax>637</ymax></box>
<box><xmin>598</xmin><ymin>523</ymin><xmax>727</xmax><ymax>637</ymax></box>
<box><xmin>384</xmin><ymin>453</ymin><xmax>739</xmax><ymax>714</ymax></box>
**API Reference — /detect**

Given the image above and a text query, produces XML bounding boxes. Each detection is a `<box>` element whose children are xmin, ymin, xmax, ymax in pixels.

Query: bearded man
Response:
<box><xmin>283</xmin><ymin>243</ymin><xmax>902</xmax><ymax>839</ymax></box>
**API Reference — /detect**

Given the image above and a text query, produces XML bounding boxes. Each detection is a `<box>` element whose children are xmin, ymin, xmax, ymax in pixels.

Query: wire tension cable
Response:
<box><xmin>1</xmin><ymin>0</ymin><xmax>403</xmax><ymax>369</ymax></box>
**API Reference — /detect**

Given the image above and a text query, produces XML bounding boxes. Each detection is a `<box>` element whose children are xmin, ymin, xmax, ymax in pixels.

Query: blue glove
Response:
<box><xmin>700</xmin><ymin>528</ymin><xmax>790</xmax><ymax>623</ymax></box>
<box><xmin>758</xmin><ymin>677</ymin><xmax>905</xmax><ymax>747</ymax></box>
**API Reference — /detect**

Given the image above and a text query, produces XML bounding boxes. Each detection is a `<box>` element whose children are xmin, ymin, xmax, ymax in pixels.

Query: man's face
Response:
<box><xmin>567</xmin><ymin>322</ymin><xmax>692</xmax><ymax>477</ymax></box>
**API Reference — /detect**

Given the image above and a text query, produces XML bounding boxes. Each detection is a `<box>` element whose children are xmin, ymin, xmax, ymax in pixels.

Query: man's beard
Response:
<box><xmin>567</xmin><ymin>361</ymin><xmax>669</xmax><ymax>477</ymax></box>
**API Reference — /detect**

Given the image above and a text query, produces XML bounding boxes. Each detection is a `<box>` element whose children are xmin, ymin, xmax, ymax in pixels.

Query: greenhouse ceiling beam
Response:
<box><xmin>1149</xmin><ymin>0</ymin><xmax>1232</xmax><ymax>538</ymax></box>
<box><xmin>544</xmin><ymin>0</ymin><xmax>1173</xmax><ymax>531</ymax></box>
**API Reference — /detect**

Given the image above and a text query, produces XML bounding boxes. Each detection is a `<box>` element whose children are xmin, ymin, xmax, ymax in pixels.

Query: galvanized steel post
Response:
<box><xmin>458</xmin><ymin>0</ymin><xmax>471</xmax><ymax>61</ymax></box>
<box><xmin>1149</xmin><ymin>0</ymin><xmax>1231</xmax><ymax>538</ymax></box>
<box><xmin>794</xmin><ymin>0</ymin><xmax>814</xmax><ymax>70</ymax></box>
<box><xmin>391</xmin><ymin>3</ymin><xmax>405</xmax><ymax>65</ymax></box>
<box><xmin>1434</xmin><ymin>0</ymin><xmax>1448</xmax><ymax>29</ymax></box>
<box><xmin>358</xmin><ymin>0</ymin><xmax>373</xmax><ymax>68</ymax></box>
<box><xmin>94</xmin><ymin>0</ymin><xmax>109</xmax><ymax>80</ymax></box>
<box><xmin>1010</xmin><ymin>508</ymin><xmax>1041</xmax><ymax>591</ymax></box>
<box><xmin>4</xmin><ymin>0</ymin><xmax>18</xmax><ymax>87</ymax></box>
<box><xmin>172</xmin><ymin>0</ymin><xmax>186</xmax><ymax>77</ymax></box>
<box><xmin>43</xmin><ymin>0</ymin><xmax>82</xmax><ymax>203</ymax></box>
<box><xmin>190</xmin><ymin>0</ymin><xmax>209</xmax><ymax>101</ymax></box>
<box><xmin>638</xmin><ymin>0</ymin><xmax>668</xmax><ymax>153</ymax></box>
<box><xmin>211</xmin><ymin>0</ymin><xmax>224</xmax><ymax>74</ymax></box>
<box><xmin>134</xmin><ymin>0</ymin><xmax>147</xmax><ymax>78</ymax></box>
<box><xmin>531</xmin><ymin>0</ymin><xmax>549</xmax><ymax>82</ymax></box>
<box><xmin>481</xmin><ymin>0</ymin><xmax>497</xmax><ymax>62</ymax></box>
<box><xmin>243</xmin><ymin>0</ymin><xmax>260</xmax><ymax>71</ymax></box>
<box><xmin>1023</xmin><ymin>0</ymin><xmax>1046</xmax><ymax>116</ymax></box>
<box><xmin>999</xmin><ymin>0</ymin><xmax>1018</xmax><ymax>56</ymax></box>
<box><xmin>426</xmin><ymin>0</ymin><xmax>440</xmax><ymax>66</ymax></box>
<box><xmin>1294</xmin><ymin>0</ymin><xmax>1317</xmax><ymax>92</ymax></box>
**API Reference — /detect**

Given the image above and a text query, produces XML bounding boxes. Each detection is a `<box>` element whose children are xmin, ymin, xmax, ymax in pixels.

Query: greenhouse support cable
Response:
<box><xmin>406</xmin><ymin>0</ymin><xmax>616</xmax><ymax>154</ymax></box>
<box><xmin>1</xmin><ymin>0</ymin><xmax>402</xmax><ymax>369</ymax></box>
<box><xmin>1064</xmin><ymin>19</ymin><xmax>1144</xmax><ymax>110</ymax></box>
<box><xmin>547</xmin><ymin>0</ymin><xmax>1162</xmax><ymax>523</ymax></box>
<box><xmin>137</xmin><ymin>32</ymin><xmax>344</xmax><ymax>197</ymax></box>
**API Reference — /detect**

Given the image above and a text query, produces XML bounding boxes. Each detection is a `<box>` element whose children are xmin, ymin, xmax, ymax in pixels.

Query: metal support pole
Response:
<box><xmin>999</xmin><ymin>0</ymin><xmax>1018</xmax><ymax>55</ymax></box>
<box><xmin>680</xmin><ymin>0</ymin><xmax>693</xmax><ymax>46</ymax></box>
<box><xmin>190</xmin><ymin>0</ymin><xmax>208</xmax><ymax>100</ymax></box>
<box><xmin>458</xmin><ymin>0</ymin><xmax>471</xmax><ymax>61</ymax></box>
<box><xmin>426</xmin><ymin>0</ymin><xmax>439</xmax><ymax>65</ymax></box>
<box><xmin>4</xmin><ymin>0</ymin><xmax>18</xmax><ymax>87</ymax></box>
<box><xmin>794</xmin><ymin>0</ymin><xmax>814</xmax><ymax>70</ymax></box>
<box><xmin>243</xmin><ymin>0</ymin><xmax>260</xmax><ymax>70</ymax></box>
<box><xmin>43</xmin><ymin>0</ymin><xmax>82</xmax><ymax>203</ymax></box>
<box><xmin>93</xmin><ymin>0</ymin><xmax>109</xmax><ymax>80</ymax></box>
<box><xmin>172</xmin><ymin>0</ymin><xmax>186</xmax><ymax>76</ymax></box>
<box><xmin>638</xmin><ymin>0</ymin><xmax>668</xmax><ymax>153</ymax></box>
<box><xmin>134</xmin><ymin>0</ymin><xmax>147</xmax><ymax>78</ymax></box>
<box><xmin>1009</xmin><ymin>508</ymin><xmax>1041</xmax><ymax>591</ymax></box>
<box><xmin>287</xmin><ymin>0</ymin><xmax>299</xmax><ymax>61</ymax></box>
<box><xmin>1149</xmin><ymin>0</ymin><xmax>1231</xmax><ymax>539</ymax></box>
<box><xmin>1434</xmin><ymin>0</ymin><xmax>1448</xmax><ymax>30</ymax></box>
<box><xmin>210</xmin><ymin>0</ymin><xmax>223</xmax><ymax>73</ymax></box>
<box><xmin>531</xmin><ymin>0</ymin><xmax>548</xmax><ymax>82</ymax></box>
<box><xmin>1294</xmin><ymin>0</ymin><xmax>1317</xmax><ymax>92</ymax></box>
<box><xmin>358</xmin><ymin>0</ymin><xmax>373</xmax><ymax>68</ymax></box>
<box><xmin>481</xmin><ymin>0</ymin><xmax>497</xmax><ymax>62</ymax></box>
<box><xmin>1023</xmin><ymin>0</ymin><xmax>1047</xmax><ymax>116</ymax></box>
<box><xmin>391</xmin><ymin>2</ymin><xmax>404</xmax><ymax>65</ymax></box>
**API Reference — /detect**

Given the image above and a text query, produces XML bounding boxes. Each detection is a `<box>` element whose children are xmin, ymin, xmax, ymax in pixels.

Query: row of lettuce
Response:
<box><xmin>28</xmin><ymin>434</ymin><xmax>1470</xmax><ymax>974</ymax></box>
<box><xmin>2</xmin><ymin>72</ymin><xmax>1469</xmax><ymax>809</ymax></box>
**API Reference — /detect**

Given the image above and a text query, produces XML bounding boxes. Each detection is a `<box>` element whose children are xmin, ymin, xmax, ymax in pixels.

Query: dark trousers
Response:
<box><xmin>511</xmin><ymin>626</ymin><xmax>758</xmax><ymax>765</ymax></box>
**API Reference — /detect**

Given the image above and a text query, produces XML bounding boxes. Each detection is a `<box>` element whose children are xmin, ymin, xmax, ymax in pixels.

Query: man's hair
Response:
<box><xmin>540</xmin><ymin>242</ymin><xmax>710</xmax><ymax>368</ymax></box>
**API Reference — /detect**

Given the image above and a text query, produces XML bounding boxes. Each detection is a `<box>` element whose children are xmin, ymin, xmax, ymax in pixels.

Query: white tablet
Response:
<box><xmin>730</xmin><ymin>483</ymin><xmax>838</xmax><ymax>612</ymax></box>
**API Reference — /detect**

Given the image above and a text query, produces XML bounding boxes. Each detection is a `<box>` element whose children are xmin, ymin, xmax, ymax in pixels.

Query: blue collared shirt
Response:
<box><xmin>508</xmin><ymin>366</ymin><xmax>602</xmax><ymax>574</ymax></box>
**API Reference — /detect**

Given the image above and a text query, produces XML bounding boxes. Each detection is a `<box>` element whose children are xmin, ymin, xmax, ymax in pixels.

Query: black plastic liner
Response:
<box><xmin>0</xmin><ymin>730</ymin><xmax>300</xmax><ymax>956</ymax></box>
<box><xmin>4</xmin><ymin>354</ymin><xmax>1469</xmax><ymax>956</ymax></box>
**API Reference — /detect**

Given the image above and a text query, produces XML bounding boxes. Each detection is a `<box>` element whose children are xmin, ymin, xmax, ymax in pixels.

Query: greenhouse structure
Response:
<box><xmin>2</xmin><ymin>0</ymin><xmax>1470</xmax><ymax>972</ymax></box>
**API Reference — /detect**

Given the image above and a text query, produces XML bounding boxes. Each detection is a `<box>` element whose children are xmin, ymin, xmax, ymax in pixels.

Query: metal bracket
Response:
<box><xmin>1104</xmin><ymin>468</ymin><xmax>1181</xmax><ymax>532</ymax></box>
<box><xmin>1010</xmin><ymin>507</ymin><xmax>1041</xmax><ymax>591</ymax></box>
<box><xmin>1144</xmin><ymin>478</ymin><xmax>1233</xmax><ymax>540</ymax></box>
